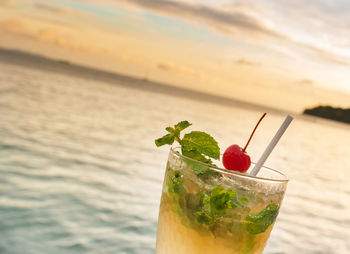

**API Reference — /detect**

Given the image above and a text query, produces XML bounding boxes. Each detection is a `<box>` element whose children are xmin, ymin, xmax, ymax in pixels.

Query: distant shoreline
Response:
<box><xmin>303</xmin><ymin>106</ymin><xmax>350</xmax><ymax>124</ymax></box>
<box><xmin>0</xmin><ymin>47</ymin><xmax>291</xmax><ymax>115</ymax></box>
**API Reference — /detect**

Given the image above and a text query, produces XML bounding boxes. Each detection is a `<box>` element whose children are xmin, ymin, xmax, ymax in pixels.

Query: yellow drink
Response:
<box><xmin>156</xmin><ymin>148</ymin><xmax>288</xmax><ymax>254</ymax></box>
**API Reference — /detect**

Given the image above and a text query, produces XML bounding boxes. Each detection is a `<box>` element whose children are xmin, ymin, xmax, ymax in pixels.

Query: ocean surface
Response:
<box><xmin>0</xmin><ymin>59</ymin><xmax>350</xmax><ymax>254</ymax></box>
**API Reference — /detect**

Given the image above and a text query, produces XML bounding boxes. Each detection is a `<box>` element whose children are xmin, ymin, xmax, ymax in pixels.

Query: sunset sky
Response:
<box><xmin>1</xmin><ymin>0</ymin><xmax>349</xmax><ymax>112</ymax></box>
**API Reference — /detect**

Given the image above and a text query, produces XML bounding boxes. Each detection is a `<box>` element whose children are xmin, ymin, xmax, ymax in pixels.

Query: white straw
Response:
<box><xmin>250</xmin><ymin>115</ymin><xmax>293</xmax><ymax>176</ymax></box>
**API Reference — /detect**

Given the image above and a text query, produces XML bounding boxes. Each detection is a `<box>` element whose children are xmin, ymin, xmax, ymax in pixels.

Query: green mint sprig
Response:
<box><xmin>194</xmin><ymin>210</ymin><xmax>213</xmax><ymax>225</ymax></box>
<box><xmin>194</xmin><ymin>186</ymin><xmax>245</xmax><ymax>226</ymax></box>
<box><xmin>155</xmin><ymin>121</ymin><xmax>191</xmax><ymax>146</ymax></box>
<box><xmin>167</xmin><ymin>170</ymin><xmax>185</xmax><ymax>195</ymax></box>
<box><xmin>155</xmin><ymin>121</ymin><xmax>220</xmax><ymax>164</ymax></box>
<box><xmin>245</xmin><ymin>203</ymin><xmax>279</xmax><ymax>234</ymax></box>
<box><xmin>204</xmin><ymin>186</ymin><xmax>237</xmax><ymax>215</ymax></box>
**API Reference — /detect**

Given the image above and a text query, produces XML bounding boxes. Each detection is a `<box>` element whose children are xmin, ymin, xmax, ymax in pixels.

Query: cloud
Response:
<box><xmin>297</xmin><ymin>79</ymin><xmax>314</xmax><ymax>86</ymax></box>
<box><xmin>156</xmin><ymin>62</ymin><xmax>199</xmax><ymax>77</ymax></box>
<box><xmin>157</xmin><ymin>63</ymin><xmax>172</xmax><ymax>71</ymax></box>
<box><xmin>33</xmin><ymin>3</ymin><xmax>89</xmax><ymax>17</ymax></box>
<box><xmin>0</xmin><ymin>18</ymin><xmax>98</xmax><ymax>53</ymax></box>
<box><xmin>0</xmin><ymin>18</ymin><xmax>31</xmax><ymax>34</ymax></box>
<box><xmin>121</xmin><ymin>0</ymin><xmax>284</xmax><ymax>39</ymax></box>
<box><xmin>297</xmin><ymin>43</ymin><xmax>350</xmax><ymax>66</ymax></box>
<box><xmin>247</xmin><ymin>0</ymin><xmax>350</xmax><ymax>65</ymax></box>
<box><xmin>118</xmin><ymin>0</ymin><xmax>350</xmax><ymax>67</ymax></box>
<box><xmin>235</xmin><ymin>58</ymin><xmax>260</xmax><ymax>66</ymax></box>
<box><xmin>222</xmin><ymin>2</ymin><xmax>262</xmax><ymax>13</ymax></box>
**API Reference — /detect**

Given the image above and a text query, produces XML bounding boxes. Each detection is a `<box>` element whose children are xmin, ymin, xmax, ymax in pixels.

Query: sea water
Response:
<box><xmin>0</xmin><ymin>61</ymin><xmax>349</xmax><ymax>254</ymax></box>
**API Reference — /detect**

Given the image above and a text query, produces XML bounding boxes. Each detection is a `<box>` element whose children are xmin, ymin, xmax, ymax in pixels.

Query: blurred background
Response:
<box><xmin>0</xmin><ymin>0</ymin><xmax>349</xmax><ymax>253</ymax></box>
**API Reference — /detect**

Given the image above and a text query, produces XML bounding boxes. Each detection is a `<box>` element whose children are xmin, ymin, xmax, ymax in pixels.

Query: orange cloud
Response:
<box><xmin>0</xmin><ymin>18</ymin><xmax>100</xmax><ymax>53</ymax></box>
<box><xmin>33</xmin><ymin>3</ymin><xmax>90</xmax><ymax>17</ymax></box>
<box><xmin>0</xmin><ymin>18</ymin><xmax>31</xmax><ymax>34</ymax></box>
<box><xmin>157</xmin><ymin>63</ymin><xmax>172</xmax><ymax>71</ymax></box>
<box><xmin>297</xmin><ymin>79</ymin><xmax>314</xmax><ymax>86</ymax></box>
<box><xmin>235</xmin><ymin>58</ymin><xmax>261</xmax><ymax>66</ymax></box>
<box><xmin>157</xmin><ymin>62</ymin><xmax>199</xmax><ymax>77</ymax></box>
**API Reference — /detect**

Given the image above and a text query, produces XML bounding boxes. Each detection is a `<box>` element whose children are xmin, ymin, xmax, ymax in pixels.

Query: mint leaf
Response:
<box><xmin>185</xmin><ymin>192</ymin><xmax>203</xmax><ymax>211</ymax></box>
<box><xmin>174</xmin><ymin>121</ymin><xmax>191</xmax><ymax>131</ymax></box>
<box><xmin>155</xmin><ymin>133</ymin><xmax>175</xmax><ymax>147</ymax></box>
<box><xmin>181</xmin><ymin>149</ymin><xmax>222</xmax><ymax>178</ymax></box>
<box><xmin>165</xmin><ymin>127</ymin><xmax>175</xmax><ymax>132</ymax></box>
<box><xmin>245</xmin><ymin>203</ymin><xmax>279</xmax><ymax>234</ymax></box>
<box><xmin>155</xmin><ymin>121</ymin><xmax>192</xmax><ymax>147</ymax></box>
<box><xmin>238</xmin><ymin>197</ymin><xmax>249</xmax><ymax>204</ymax></box>
<box><xmin>155</xmin><ymin>121</ymin><xmax>221</xmax><ymax>179</ymax></box>
<box><xmin>229</xmin><ymin>200</ymin><xmax>238</xmax><ymax>209</ymax></box>
<box><xmin>194</xmin><ymin>210</ymin><xmax>213</xmax><ymax>225</ymax></box>
<box><xmin>182</xmin><ymin>131</ymin><xmax>220</xmax><ymax>160</ymax></box>
<box><xmin>181</xmin><ymin>149</ymin><xmax>212</xmax><ymax>164</ymax></box>
<box><xmin>207</xmin><ymin>186</ymin><xmax>237</xmax><ymax>215</ymax></box>
<box><xmin>229</xmin><ymin>196</ymin><xmax>249</xmax><ymax>210</ymax></box>
<box><xmin>168</xmin><ymin>170</ymin><xmax>184</xmax><ymax>195</ymax></box>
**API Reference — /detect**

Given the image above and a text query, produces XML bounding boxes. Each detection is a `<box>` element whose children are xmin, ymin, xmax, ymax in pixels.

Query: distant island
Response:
<box><xmin>303</xmin><ymin>105</ymin><xmax>350</xmax><ymax>124</ymax></box>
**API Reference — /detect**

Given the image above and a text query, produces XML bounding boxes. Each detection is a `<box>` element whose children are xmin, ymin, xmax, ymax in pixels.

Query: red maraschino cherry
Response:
<box><xmin>223</xmin><ymin>113</ymin><xmax>267</xmax><ymax>173</ymax></box>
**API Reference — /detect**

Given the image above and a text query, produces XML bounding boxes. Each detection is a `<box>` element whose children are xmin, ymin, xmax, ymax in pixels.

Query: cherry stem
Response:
<box><xmin>242</xmin><ymin>113</ymin><xmax>267</xmax><ymax>152</ymax></box>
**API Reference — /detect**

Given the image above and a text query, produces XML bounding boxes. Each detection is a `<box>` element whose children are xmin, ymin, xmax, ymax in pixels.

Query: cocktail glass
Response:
<box><xmin>156</xmin><ymin>148</ymin><xmax>288</xmax><ymax>254</ymax></box>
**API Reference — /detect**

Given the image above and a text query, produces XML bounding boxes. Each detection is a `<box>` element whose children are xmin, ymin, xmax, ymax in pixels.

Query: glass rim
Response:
<box><xmin>170</xmin><ymin>147</ymin><xmax>289</xmax><ymax>183</ymax></box>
